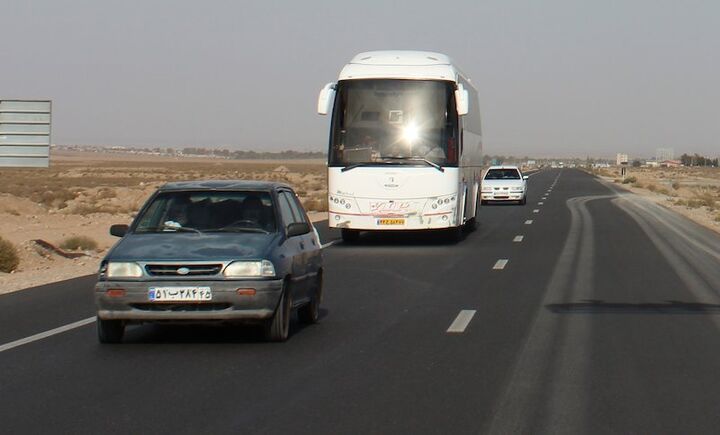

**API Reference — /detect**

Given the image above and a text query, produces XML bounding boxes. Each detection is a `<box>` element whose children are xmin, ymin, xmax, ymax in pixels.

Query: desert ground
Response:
<box><xmin>0</xmin><ymin>151</ymin><xmax>327</xmax><ymax>294</ymax></box>
<box><xmin>588</xmin><ymin>165</ymin><xmax>720</xmax><ymax>231</ymax></box>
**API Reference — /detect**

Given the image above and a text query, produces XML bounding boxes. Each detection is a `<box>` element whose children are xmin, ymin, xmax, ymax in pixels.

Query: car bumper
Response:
<box><xmin>95</xmin><ymin>278</ymin><xmax>284</xmax><ymax>322</ymax></box>
<box><xmin>481</xmin><ymin>192</ymin><xmax>525</xmax><ymax>201</ymax></box>
<box><xmin>328</xmin><ymin>211</ymin><xmax>457</xmax><ymax>230</ymax></box>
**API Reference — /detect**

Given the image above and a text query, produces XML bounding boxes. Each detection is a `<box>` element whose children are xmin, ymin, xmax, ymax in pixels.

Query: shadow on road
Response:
<box><xmin>547</xmin><ymin>300</ymin><xmax>720</xmax><ymax>315</ymax></box>
<box><xmin>118</xmin><ymin>308</ymin><xmax>330</xmax><ymax>344</ymax></box>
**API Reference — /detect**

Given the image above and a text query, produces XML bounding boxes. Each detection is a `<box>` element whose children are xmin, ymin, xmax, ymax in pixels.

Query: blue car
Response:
<box><xmin>95</xmin><ymin>180</ymin><xmax>323</xmax><ymax>343</ymax></box>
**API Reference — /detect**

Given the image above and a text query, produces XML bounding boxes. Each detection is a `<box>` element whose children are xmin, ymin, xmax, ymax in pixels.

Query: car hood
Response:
<box><xmin>482</xmin><ymin>179</ymin><xmax>525</xmax><ymax>188</ymax></box>
<box><xmin>106</xmin><ymin>232</ymin><xmax>280</xmax><ymax>262</ymax></box>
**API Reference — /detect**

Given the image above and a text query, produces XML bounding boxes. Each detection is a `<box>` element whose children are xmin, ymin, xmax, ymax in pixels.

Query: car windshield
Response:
<box><xmin>484</xmin><ymin>169</ymin><xmax>521</xmax><ymax>180</ymax></box>
<box><xmin>134</xmin><ymin>190</ymin><xmax>277</xmax><ymax>233</ymax></box>
<box><xmin>329</xmin><ymin>79</ymin><xmax>459</xmax><ymax>167</ymax></box>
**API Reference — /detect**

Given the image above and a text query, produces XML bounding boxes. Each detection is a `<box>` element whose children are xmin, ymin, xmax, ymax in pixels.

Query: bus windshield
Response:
<box><xmin>329</xmin><ymin>79</ymin><xmax>459</xmax><ymax>167</ymax></box>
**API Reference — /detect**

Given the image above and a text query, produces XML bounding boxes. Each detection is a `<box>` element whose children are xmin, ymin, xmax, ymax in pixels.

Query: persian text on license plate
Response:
<box><xmin>149</xmin><ymin>287</ymin><xmax>212</xmax><ymax>301</ymax></box>
<box><xmin>377</xmin><ymin>218</ymin><xmax>405</xmax><ymax>225</ymax></box>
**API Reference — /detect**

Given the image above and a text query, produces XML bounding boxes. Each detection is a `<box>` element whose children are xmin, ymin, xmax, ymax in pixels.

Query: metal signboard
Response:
<box><xmin>0</xmin><ymin>100</ymin><xmax>52</xmax><ymax>167</ymax></box>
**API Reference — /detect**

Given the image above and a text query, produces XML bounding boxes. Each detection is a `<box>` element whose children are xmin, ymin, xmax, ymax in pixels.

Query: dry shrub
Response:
<box><xmin>60</xmin><ymin>235</ymin><xmax>98</xmax><ymax>251</ymax></box>
<box><xmin>622</xmin><ymin>176</ymin><xmax>637</xmax><ymax>184</ymax></box>
<box><xmin>715</xmin><ymin>214</ymin><xmax>720</xmax><ymax>223</ymax></box>
<box><xmin>685</xmin><ymin>199</ymin><xmax>703</xmax><ymax>209</ymax></box>
<box><xmin>646</xmin><ymin>184</ymin><xmax>657</xmax><ymax>192</ymax></box>
<box><xmin>302</xmin><ymin>195</ymin><xmax>328</xmax><ymax>212</ymax></box>
<box><xmin>96</xmin><ymin>187</ymin><xmax>117</xmax><ymax>199</ymax></box>
<box><xmin>632</xmin><ymin>182</ymin><xmax>644</xmax><ymax>188</ymax></box>
<box><xmin>658</xmin><ymin>188</ymin><xmax>669</xmax><ymax>195</ymax></box>
<box><xmin>0</xmin><ymin>236</ymin><xmax>20</xmax><ymax>273</ymax></box>
<box><xmin>671</xmin><ymin>182</ymin><xmax>681</xmax><ymax>190</ymax></box>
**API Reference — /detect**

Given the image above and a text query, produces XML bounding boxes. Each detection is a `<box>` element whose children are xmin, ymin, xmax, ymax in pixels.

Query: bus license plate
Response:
<box><xmin>377</xmin><ymin>218</ymin><xmax>405</xmax><ymax>225</ymax></box>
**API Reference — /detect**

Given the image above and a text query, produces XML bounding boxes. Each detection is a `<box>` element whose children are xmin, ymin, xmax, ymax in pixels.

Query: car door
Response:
<box><xmin>276</xmin><ymin>190</ymin><xmax>307</xmax><ymax>296</ymax></box>
<box><xmin>287</xmin><ymin>190</ymin><xmax>321</xmax><ymax>299</ymax></box>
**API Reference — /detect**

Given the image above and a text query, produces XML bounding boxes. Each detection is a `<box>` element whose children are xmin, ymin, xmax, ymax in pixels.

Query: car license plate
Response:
<box><xmin>377</xmin><ymin>218</ymin><xmax>405</xmax><ymax>225</ymax></box>
<box><xmin>148</xmin><ymin>287</ymin><xmax>212</xmax><ymax>301</ymax></box>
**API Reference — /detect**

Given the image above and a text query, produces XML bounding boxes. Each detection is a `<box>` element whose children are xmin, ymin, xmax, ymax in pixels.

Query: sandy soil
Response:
<box><xmin>590</xmin><ymin>166</ymin><xmax>720</xmax><ymax>233</ymax></box>
<box><xmin>0</xmin><ymin>151</ymin><xmax>328</xmax><ymax>294</ymax></box>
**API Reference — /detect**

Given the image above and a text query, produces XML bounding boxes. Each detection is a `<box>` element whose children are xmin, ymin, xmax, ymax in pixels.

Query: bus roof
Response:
<box><xmin>338</xmin><ymin>50</ymin><xmax>470</xmax><ymax>84</ymax></box>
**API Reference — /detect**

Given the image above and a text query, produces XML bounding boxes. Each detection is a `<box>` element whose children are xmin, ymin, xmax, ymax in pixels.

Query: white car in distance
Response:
<box><xmin>481</xmin><ymin>166</ymin><xmax>528</xmax><ymax>205</ymax></box>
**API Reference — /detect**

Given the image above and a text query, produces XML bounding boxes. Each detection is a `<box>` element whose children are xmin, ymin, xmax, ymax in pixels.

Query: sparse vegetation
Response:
<box><xmin>632</xmin><ymin>182</ymin><xmax>644</xmax><ymax>188</ymax></box>
<box><xmin>0</xmin><ymin>236</ymin><xmax>20</xmax><ymax>273</ymax></box>
<box><xmin>672</xmin><ymin>181</ymin><xmax>681</xmax><ymax>190</ymax></box>
<box><xmin>60</xmin><ymin>236</ymin><xmax>98</xmax><ymax>251</ymax></box>
<box><xmin>622</xmin><ymin>176</ymin><xmax>637</xmax><ymax>184</ymax></box>
<box><xmin>658</xmin><ymin>188</ymin><xmax>669</xmax><ymax>195</ymax></box>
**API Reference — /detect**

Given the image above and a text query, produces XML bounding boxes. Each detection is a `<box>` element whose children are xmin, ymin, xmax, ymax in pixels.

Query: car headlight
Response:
<box><xmin>107</xmin><ymin>262</ymin><xmax>143</xmax><ymax>278</ymax></box>
<box><xmin>224</xmin><ymin>260</ymin><xmax>276</xmax><ymax>278</ymax></box>
<box><xmin>481</xmin><ymin>187</ymin><xmax>493</xmax><ymax>192</ymax></box>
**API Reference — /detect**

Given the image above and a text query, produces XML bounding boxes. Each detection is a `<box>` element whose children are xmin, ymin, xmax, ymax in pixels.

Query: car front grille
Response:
<box><xmin>130</xmin><ymin>303</ymin><xmax>232</xmax><ymax>312</ymax></box>
<box><xmin>145</xmin><ymin>264</ymin><xmax>223</xmax><ymax>277</ymax></box>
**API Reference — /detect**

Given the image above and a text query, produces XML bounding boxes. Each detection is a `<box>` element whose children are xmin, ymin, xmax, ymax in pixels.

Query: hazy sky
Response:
<box><xmin>2</xmin><ymin>0</ymin><xmax>718</xmax><ymax>158</ymax></box>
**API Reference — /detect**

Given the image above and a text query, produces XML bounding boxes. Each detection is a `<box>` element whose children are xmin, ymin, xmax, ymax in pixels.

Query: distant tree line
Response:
<box><xmin>679</xmin><ymin>153</ymin><xmax>719</xmax><ymax>167</ymax></box>
<box><xmin>181</xmin><ymin>147</ymin><xmax>326</xmax><ymax>160</ymax></box>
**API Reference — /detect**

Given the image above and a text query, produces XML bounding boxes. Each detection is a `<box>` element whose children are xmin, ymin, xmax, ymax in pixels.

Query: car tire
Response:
<box><xmin>97</xmin><ymin>318</ymin><xmax>124</xmax><ymax>344</ymax></box>
<box><xmin>481</xmin><ymin>200</ymin><xmax>488</xmax><ymax>205</ymax></box>
<box><xmin>520</xmin><ymin>196</ymin><xmax>527</xmax><ymax>205</ymax></box>
<box><xmin>464</xmin><ymin>199</ymin><xmax>478</xmax><ymax>233</ymax></box>
<box><xmin>341</xmin><ymin>229</ymin><xmax>360</xmax><ymax>243</ymax></box>
<box><xmin>299</xmin><ymin>273</ymin><xmax>322</xmax><ymax>324</ymax></box>
<box><xmin>264</xmin><ymin>283</ymin><xmax>292</xmax><ymax>342</ymax></box>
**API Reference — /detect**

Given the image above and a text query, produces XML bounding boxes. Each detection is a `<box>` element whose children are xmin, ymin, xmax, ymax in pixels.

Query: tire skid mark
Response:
<box><xmin>488</xmin><ymin>194</ymin><xmax>614</xmax><ymax>434</ymax></box>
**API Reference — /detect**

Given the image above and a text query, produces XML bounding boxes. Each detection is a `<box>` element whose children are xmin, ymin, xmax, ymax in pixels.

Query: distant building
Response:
<box><xmin>660</xmin><ymin>159</ymin><xmax>682</xmax><ymax>168</ymax></box>
<box><xmin>656</xmin><ymin>148</ymin><xmax>674</xmax><ymax>162</ymax></box>
<box><xmin>616</xmin><ymin>153</ymin><xmax>629</xmax><ymax>166</ymax></box>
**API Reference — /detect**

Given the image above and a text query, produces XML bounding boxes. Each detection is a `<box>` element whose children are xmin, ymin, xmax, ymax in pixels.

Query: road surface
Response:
<box><xmin>2</xmin><ymin>169</ymin><xmax>720</xmax><ymax>434</ymax></box>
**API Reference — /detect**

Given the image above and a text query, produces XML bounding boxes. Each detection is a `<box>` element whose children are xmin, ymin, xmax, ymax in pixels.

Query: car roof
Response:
<box><xmin>487</xmin><ymin>166</ymin><xmax>520</xmax><ymax>170</ymax></box>
<box><xmin>158</xmin><ymin>180</ymin><xmax>293</xmax><ymax>192</ymax></box>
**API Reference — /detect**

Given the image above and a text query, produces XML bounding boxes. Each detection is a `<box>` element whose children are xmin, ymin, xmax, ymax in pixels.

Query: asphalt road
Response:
<box><xmin>2</xmin><ymin>168</ymin><xmax>720</xmax><ymax>434</ymax></box>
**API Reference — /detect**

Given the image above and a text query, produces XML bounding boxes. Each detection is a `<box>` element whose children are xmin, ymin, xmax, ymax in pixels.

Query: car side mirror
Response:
<box><xmin>523</xmin><ymin>175</ymin><xmax>529</xmax><ymax>180</ymax></box>
<box><xmin>317</xmin><ymin>82</ymin><xmax>336</xmax><ymax>115</ymax></box>
<box><xmin>110</xmin><ymin>224</ymin><xmax>129</xmax><ymax>237</ymax></box>
<box><xmin>287</xmin><ymin>222</ymin><xmax>310</xmax><ymax>237</ymax></box>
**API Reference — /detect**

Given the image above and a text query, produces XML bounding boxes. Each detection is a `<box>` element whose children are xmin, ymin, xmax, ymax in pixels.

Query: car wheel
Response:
<box><xmin>481</xmin><ymin>200</ymin><xmax>488</xmax><ymax>205</ymax></box>
<box><xmin>341</xmin><ymin>229</ymin><xmax>360</xmax><ymax>243</ymax></box>
<box><xmin>264</xmin><ymin>283</ymin><xmax>292</xmax><ymax>342</ymax></box>
<box><xmin>299</xmin><ymin>273</ymin><xmax>322</xmax><ymax>324</ymax></box>
<box><xmin>520</xmin><ymin>195</ymin><xmax>527</xmax><ymax>205</ymax></box>
<box><xmin>97</xmin><ymin>318</ymin><xmax>124</xmax><ymax>344</ymax></box>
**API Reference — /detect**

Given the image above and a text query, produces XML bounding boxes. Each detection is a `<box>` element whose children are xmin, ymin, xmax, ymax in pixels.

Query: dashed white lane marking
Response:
<box><xmin>525</xmin><ymin>220</ymin><xmax>533</xmax><ymax>225</ymax></box>
<box><xmin>533</xmin><ymin>209</ymin><xmax>540</xmax><ymax>213</ymax></box>
<box><xmin>447</xmin><ymin>310</ymin><xmax>477</xmax><ymax>333</ymax></box>
<box><xmin>513</xmin><ymin>235</ymin><xmax>524</xmax><ymax>242</ymax></box>
<box><xmin>493</xmin><ymin>259</ymin><xmax>509</xmax><ymax>270</ymax></box>
<box><xmin>538</xmin><ymin>202</ymin><xmax>544</xmax><ymax>205</ymax></box>
<box><xmin>321</xmin><ymin>240</ymin><xmax>340</xmax><ymax>249</ymax></box>
<box><xmin>0</xmin><ymin>317</ymin><xmax>96</xmax><ymax>353</ymax></box>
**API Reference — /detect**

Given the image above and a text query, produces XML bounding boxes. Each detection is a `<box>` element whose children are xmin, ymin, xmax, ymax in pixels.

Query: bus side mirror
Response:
<box><xmin>317</xmin><ymin>82</ymin><xmax>336</xmax><ymax>115</ymax></box>
<box><xmin>455</xmin><ymin>85</ymin><xmax>469</xmax><ymax>116</ymax></box>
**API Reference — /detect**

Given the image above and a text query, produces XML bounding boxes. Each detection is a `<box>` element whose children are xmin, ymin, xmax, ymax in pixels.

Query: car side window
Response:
<box><xmin>286</xmin><ymin>192</ymin><xmax>309</xmax><ymax>224</ymax></box>
<box><xmin>277</xmin><ymin>192</ymin><xmax>296</xmax><ymax>227</ymax></box>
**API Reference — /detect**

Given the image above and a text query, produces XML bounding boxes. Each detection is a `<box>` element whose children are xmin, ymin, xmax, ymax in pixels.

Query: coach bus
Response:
<box><xmin>317</xmin><ymin>51</ymin><xmax>483</xmax><ymax>242</ymax></box>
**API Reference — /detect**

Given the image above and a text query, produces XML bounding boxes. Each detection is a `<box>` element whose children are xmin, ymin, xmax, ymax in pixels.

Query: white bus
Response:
<box><xmin>317</xmin><ymin>51</ymin><xmax>483</xmax><ymax>242</ymax></box>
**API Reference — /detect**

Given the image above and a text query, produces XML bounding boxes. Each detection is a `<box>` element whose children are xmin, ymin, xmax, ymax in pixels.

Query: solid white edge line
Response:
<box><xmin>513</xmin><ymin>235</ymin><xmax>524</xmax><ymax>242</ymax></box>
<box><xmin>0</xmin><ymin>316</ymin><xmax>96</xmax><ymax>353</ymax></box>
<box><xmin>447</xmin><ymin>310</ymin><xmax>477</xmax><ymax>333</ymax></box>
<box><xmin>493</xmin><ymin>259</ymin><xmax>509</xmax><ymax>270</ymax></box>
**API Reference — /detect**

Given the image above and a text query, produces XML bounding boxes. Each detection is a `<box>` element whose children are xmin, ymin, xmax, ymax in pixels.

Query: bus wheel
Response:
<box><xmin>341</xmin><ymin>229</ymin><xmax>360</xmax><ymax>243</ymax></box>
<box><xmin>448</xmin><ymin>226</ymin><xmax>464</xmax><ymax>243</ymax></box>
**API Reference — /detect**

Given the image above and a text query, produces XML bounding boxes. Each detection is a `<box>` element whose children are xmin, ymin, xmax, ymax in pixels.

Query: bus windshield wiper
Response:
<box><xmin>341</xmin><ymin>161</ymin><xmax>400</xmax><ymax>172</ymax></box>
<box><xmin>381</xmin><ymin>156</ymin><xmax>444</xmax><ymax>172</ymax></box>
